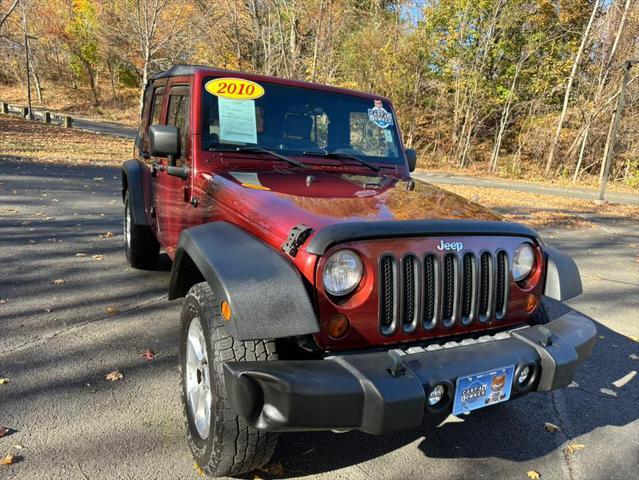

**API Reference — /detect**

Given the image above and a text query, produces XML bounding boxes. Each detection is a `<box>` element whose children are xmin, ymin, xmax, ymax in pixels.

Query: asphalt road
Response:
<box><xmin>72</xmin><ymin>117</ymin><xmax>137</xmax><ymax>139</ymax></box>
<box><xmin>1</xmin><ymin>159</ymin><xmax>638</xmax><ymax>480</ymax></box>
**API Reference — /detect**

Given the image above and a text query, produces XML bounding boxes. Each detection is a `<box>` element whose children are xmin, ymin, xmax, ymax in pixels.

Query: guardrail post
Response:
<box><xmin>21</xmin><ymin>106</ymin><xmax>28</xmax><ymax>117</ymax></box>
<box><xmin>44</xmin><ymin>111</ymin><xmax>51</xmax><ymax>123</ymax></box>
<box><xmin>64</xmin><ymin>115</ymin><xmax>73</xmax><ymax>128</ymax></box>
<box><xmin>1</xmin><ymin>102</ymin><xmax>7</xmax><ymax>114</ymax></box>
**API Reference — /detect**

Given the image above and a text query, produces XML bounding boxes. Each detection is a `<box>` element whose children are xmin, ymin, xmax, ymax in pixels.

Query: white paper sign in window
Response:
<box><xmin>218</xmin><ymin>97</ymin><xmax>257</xmax><ymax>144</ymax></box>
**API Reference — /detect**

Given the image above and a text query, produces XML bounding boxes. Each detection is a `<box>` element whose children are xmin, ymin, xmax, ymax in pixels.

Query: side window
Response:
<box><xmin>166</xmin><ymin>86</ymin><xmax>190</xmax><ymax>166</ymax></box>
<box><xmin>137</xmin><ymin>85</ymin><xmax>154</xmax><ymax>140</ymax></box>
<box><xmin>349</xmin><ymin>112</ymin><xmax>398</xmax><ymax>157</ymax></box>
<box><xmin>150</xmin><ymin>87</ymin><xmax>165</xmax><ymax>126</ymax></box>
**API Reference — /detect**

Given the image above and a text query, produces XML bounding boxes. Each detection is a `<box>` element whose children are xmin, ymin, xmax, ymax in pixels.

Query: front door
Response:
<box><xmin>153</xmin><ymin>82</ymin><xmax>192</xmax><ymax>256</ymax></box>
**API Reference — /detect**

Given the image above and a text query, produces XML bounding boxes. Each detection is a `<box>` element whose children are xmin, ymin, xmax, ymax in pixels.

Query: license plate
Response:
<box><xmin>452</xmin><ymin>365</ymin><xmax>515</xmax><ymax>416</ymax></box>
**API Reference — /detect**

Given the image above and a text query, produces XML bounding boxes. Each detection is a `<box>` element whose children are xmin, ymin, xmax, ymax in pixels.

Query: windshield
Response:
<box><xmin>201</xmin><ymin>76</ymin><xmax>403</xmax><ymax>165</ymax></box>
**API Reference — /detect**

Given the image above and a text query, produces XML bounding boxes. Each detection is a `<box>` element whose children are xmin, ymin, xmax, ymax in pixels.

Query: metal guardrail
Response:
<box><xmin>1</xmin><ymin>101</ymin><xmax>73</xmax><ymax>127</ymax></box>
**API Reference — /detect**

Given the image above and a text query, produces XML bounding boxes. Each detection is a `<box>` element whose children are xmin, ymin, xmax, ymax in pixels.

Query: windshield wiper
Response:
<box><xmin>211</xmin><ymin>144</ymin><xmax>304</xmax><ymax>168</ymax></box>
<box><xmin>302</xmin><ymin>151</ymin><xmax>380</xmax><ymax>173</ymax></box>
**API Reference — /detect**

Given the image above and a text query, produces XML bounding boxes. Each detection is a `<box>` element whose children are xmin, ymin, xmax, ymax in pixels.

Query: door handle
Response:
<box><xmin>151</xmin><ymin>161</ymin><xmax>164</xmax><ymax>177</ymax></box>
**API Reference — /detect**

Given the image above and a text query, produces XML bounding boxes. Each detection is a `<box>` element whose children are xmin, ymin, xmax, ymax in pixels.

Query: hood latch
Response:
<box><xmin>282</xmin><ymin>224</ymin><xmax>314</xmax><ymax>257</ymax></box>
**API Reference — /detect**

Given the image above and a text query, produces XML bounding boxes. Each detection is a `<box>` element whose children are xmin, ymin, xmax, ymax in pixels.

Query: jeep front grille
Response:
<box><xmin>379</xmin><ymin>249</ymin><xmax>509</xmax><ymax>335</ymax></box>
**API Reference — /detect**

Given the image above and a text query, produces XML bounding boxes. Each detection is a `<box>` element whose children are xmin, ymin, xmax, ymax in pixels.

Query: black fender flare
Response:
<box><xmin>543</xmin><ymin>246</ymin><xmax>583</xmax><ymax>301</ymax></box>
<box><xmin>169</xmin><ymin>222</ymin><xmax>320</xmax><ymax>341</ymax></box>
<box><xmin>121</xmin><ymin>159</ymin><xmax>150</xmax><ymax>226</ymax></box>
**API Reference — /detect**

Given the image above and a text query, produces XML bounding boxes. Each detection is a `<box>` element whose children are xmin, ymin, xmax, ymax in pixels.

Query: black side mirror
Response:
<box><xmin>405</xmin><ymin>148</ymin><xmax>417</xmax><ymax>172</ymax></box>
<box><xmin>149</xmin><ymin>124</ymin><xmax>179</xmax><ymax>165</ymax></box>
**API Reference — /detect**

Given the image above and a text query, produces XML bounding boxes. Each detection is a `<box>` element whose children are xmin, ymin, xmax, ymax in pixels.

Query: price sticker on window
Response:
<box><xmin>205</xmin><ymin>78</ymin><xmax>265</xmax><ymax>100</ymax></box>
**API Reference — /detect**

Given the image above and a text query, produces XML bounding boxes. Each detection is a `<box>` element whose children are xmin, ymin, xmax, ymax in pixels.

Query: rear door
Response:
<box><xmin>152</xmin><ymin>81</ymin><xmax>192</xmax><ymax>255</ymax></box>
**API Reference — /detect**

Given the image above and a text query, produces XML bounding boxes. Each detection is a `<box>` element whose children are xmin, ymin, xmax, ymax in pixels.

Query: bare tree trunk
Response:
<box><xmin>21</xmin><ymin>0</ymin><xmax>33</xmax><ymax>119</ymax></box>
<box><xmin>32</xmin><ymin>60</ymin><xmax>43</xmax><ymax>102</ymax></box>
<box><xmin>545</xmin><ymin>0</ymin><xmax>600</xmax><ymax>174</ymax></box>
<box><xmin>310</xmin><ymin>0</ymin><xmax>326</xmax><ymax>82</ymax></box>
<box><xmin>489</xmin><ymin>59</ymin><xmax>523</xmax><ymax>172</ymax></box>
<box><xmin>0</xmin><ymin>0</ymin><xmax>19</xmax><ymax>31</ymax></box>
<box><xmin>106</xmin><ymin>58</ymin><xmax>119</xmax><ymax>105</ymax></box>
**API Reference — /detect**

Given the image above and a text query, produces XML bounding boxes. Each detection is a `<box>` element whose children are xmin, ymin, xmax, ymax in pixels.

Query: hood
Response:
<box><xmin>209</xmin><ymin>169</ymin><xmax>501</xmax><ymax>245</ymax></box>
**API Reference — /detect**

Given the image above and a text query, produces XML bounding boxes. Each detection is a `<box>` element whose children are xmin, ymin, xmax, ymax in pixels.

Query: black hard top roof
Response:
<box><xmin>148</xmin><ymin>64</ymin><xmax>390</xmax><ymax>102</ymax></box>
<box><xmin>149</xmin><ymin>64</ymin><xmax>211</xmax><ymax>80</ymax></box>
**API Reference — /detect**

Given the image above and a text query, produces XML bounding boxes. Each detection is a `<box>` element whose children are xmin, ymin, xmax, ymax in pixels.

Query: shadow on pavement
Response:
<box><xmin>268</xmin><ymin>305</ymin><xmax>638</xmax><ymax>478</ymax></box>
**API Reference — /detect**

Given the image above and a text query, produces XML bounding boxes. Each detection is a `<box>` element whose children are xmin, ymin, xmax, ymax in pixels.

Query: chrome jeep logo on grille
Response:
<box><xmin>436</xmin><ymin>240</ymin><xmax>464</xmax><ymax>252</ymax></box>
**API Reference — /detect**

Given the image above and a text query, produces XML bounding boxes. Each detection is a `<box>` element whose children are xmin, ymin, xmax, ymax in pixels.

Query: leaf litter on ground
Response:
<box><xmin>564</xmin><ymin>443</ymin><xmax>586</xmax><ymax>456</ymax></box>
<box><xmin>105</xmin><ymin>370</ymin><xmax>123</xmax><ymax>382</ymax></box>
<box><xmin>544</xmin><ymin>422</ymin><xmax>560</xmax><ymax>433</ymax></box>
<box><xmin>140</xmin><ymin>350</ymin><xmax>155</xmax><ymax>361</ymax></box>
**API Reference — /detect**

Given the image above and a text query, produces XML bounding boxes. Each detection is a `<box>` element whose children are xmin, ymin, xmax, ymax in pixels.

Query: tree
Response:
<box><xmin>104</xmin><ymin>0</ymin><xmax>192</xmax><ymax>111</ymax></box>
<box><xmin>0</xmin><ymin>0</ymin><xmax>19</xmax><ymax>31</ymax></box>
<box><xmin>544</xmin><ymin>0</ymin><xmax>600</xmax><ymax>175</ymax></box>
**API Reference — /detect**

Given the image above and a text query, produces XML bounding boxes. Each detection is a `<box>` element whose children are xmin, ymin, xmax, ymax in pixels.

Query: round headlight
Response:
<box><xmin>512</xmin><ymin>243</ymin><xmax>535</xmax><ymax>282</ymax></box>
<box><xmin>323</xmin><ymin>249</ymin><xmax>363</xmax><ymax>296</ymax></box>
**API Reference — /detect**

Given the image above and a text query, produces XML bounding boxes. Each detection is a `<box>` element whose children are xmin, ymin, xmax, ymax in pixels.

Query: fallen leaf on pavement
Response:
<box><xmin>194</xmin><ymin>463</ymin><xmax>205</xmax><ymax>476</ymax></box>
<box><xmin>600</xmin><ymin>388</ymin><xmax>617</xmax><ymax>397</ymax></box>
<box><xmin>544</xmin><ymin>422</ymin><xmax>559</xmax><ymax>433</ymax></box>
<box><xmin>597</xmin><ymin>335</ymin><xmax>605</xmax><ymax>340</ymax></box>
<box><xmin>0</xmin><ymin>427</ymin><xmax>10</xmax><ymax>438</ymax></box>
<box><xmin>0</xmin><ymin>379</ymin><xmax>7</xmax><ymax>385</ymax></box>
<box><xmin>140</xmin><ymin>349</ymin><xmax>155</xmax><ymax>361</ymax></box>
<box><xmin>260</xmin><ymin>462</ymin><xmax>285</xmax><ymax>476</ymax></box>
<box><xmin>92</xmin><ymin>254</ymin><xmax>104</xmax><ymax>260</ymax></box>
<box><xmin>0</xmin><ymin>454</ymin><xmax>14</xmax><ymax>465</ymax></box>
<box><xmin>105</xmin><ymin>307</ymin><xmax>119</xmax><ymax>315</ymax></box>
<box><xmin>105</xmin><ymin>370</ymin><xmax>123</xmax><ymax>382</ymax></box>
<box><xmin>612</xmin><ymin>371</ymin><xmax>636</xmax><ymax>388</ymax></box>
<box><xmin>564</xmin><ymin>443</ymin><xmax>586</xmax><ymax>456</ymax></box>
<box><xmin>52</xmin><ymin>279</ymin><xmax>66</xmax><ymax>285</ymax></box>
<box><xmin>101</xmin><ymin>232</ymin><xmax>114</xmax><ymax>238</ymax></box>
<box><xmin>527</xmin><ymin>471</ymin><xmax>541</xmax><ymax>480</ymax></box>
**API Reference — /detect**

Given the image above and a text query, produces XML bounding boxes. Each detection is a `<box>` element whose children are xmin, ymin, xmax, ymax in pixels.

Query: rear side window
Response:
<box><xmin>150</xmin><ymin>88</ymin><xmax>165</xmax><ymax>126</ymax></box>
<box><xmin>166</xmin><ymin>86</ymin><xmax>190</xmax><ymax>165</ymax></box>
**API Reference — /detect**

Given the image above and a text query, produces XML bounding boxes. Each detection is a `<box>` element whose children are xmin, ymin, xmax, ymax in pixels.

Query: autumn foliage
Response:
<box><xmin>0</xmin><ymin>0</ymin><xmax>638</xmax><ymax>187</ymax></box>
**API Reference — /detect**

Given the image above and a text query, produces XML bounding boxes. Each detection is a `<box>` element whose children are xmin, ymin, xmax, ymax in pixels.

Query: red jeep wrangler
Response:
<box><xmin>122</xmin><ymin>65</ymin><xmax>596</xmax><ymax>477</ymax></box>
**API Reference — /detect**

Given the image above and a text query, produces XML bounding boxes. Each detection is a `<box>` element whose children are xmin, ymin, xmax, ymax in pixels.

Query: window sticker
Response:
<box><xmin>218</xmin><ymin>97</ymin><xmax>258</xmax><ymax>144</ymax></box>
<box><xmin>368</xmin><ymin>99</ymin><xmax>394</xmax><ymax>129</ymax></box>
<box><xmin>205</xmin><ymin>78</ymin><xmax>265</xmax><ymax>100</ymax></box>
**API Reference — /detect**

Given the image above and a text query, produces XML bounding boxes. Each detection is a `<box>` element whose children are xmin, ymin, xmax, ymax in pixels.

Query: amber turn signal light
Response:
<box><xmin>327</xmin><ymin>314</ymin><xmax>350</xmax><ymax>339</ymax></box>
<box><xmin>221</xmin><ymin>300</ymin><xmax>232</xmax><ymax>321</ymax></box>
<box><xmin>525</xmin><ymin>294</ymin><xmax>538</xmax><ymax>313</ymax></box>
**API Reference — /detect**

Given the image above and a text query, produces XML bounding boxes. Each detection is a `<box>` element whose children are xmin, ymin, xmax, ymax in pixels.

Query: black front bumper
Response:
<box><xmin>224</xmin><ymin>311</ymin><xmax>596</xmax><ymax>435</ymax></box>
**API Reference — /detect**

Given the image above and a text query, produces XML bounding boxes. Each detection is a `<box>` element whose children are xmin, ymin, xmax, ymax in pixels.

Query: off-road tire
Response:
<box><xmin>530</xmin><ymin>298</ymin><xmax>550</xmax><ymax>325</ymax></box>
<box><xmin>123</xmin><ymin>191</ymin><xmax>159</xmax><ymax>269</ymax></box>
<box><xmin>179</xmin><ymin>282</ymin><xmax>279</xmax><ymax>477</ymax></box>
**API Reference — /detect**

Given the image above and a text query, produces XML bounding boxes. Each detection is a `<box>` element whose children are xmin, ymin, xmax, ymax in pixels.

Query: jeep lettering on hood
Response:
<box><xmin>437</xmin><ymin>240</ymin><xmax>464</xmax><ymax>251</ymax></box>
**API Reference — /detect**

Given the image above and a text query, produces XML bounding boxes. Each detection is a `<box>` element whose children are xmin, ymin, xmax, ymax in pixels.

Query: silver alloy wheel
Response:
<box><xmin>185</xmin><ymin>317</ymin><xmax>212</xmax><ymax>439</ymax></box>
<box><xmin>124</xmin><ymin>202</ymin><xmax>131</xmax><ymax>248</ymax></box>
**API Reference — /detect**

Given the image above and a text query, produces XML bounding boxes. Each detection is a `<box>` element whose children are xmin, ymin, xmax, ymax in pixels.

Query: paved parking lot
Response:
<box><xmin>0</xmin><ymin>159</ymin><xmax>637</xmax><ymax>479</ymax></box>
